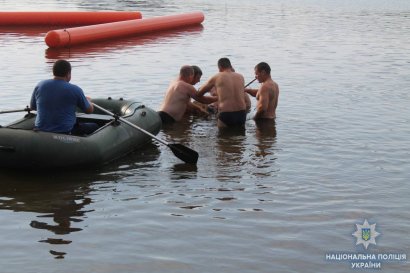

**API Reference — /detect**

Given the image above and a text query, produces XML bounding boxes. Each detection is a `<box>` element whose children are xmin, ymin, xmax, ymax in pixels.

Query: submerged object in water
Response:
<box><xmin>45</xmin><ymin>11</ymin><xmax>205</xmax><ymax>48</ymax></box>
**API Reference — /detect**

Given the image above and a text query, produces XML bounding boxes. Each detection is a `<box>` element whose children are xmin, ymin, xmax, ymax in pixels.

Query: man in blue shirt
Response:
<box><xmin>30</xmin><ymin>59</ymin><xmax>97</xmax><ymax>135</ymax></box>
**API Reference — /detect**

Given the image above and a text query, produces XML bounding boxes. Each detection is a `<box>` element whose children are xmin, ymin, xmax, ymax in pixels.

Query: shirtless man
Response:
<box><xmin>158</xmin><ymin>65</ymin><xmax>217</xmax><ymax>124</ymax></box>
<box><xmin>185</xmin><ymin>65</ymin><xmax>211</xmax><ymax>116</ymax></box>
<box><xmin>245</xmin><ymin>62</ymin><xmax>279</xmax><ymax>120</ymax></box>
<box><xmin>191</xmin><ymin>65</ymin><xmax>202</xmax><ymax>85</ymax></box>
<box><xmin>196</xmin><ymin>58</ymin><xmax>247</xmax><ymax>127</ymax></box>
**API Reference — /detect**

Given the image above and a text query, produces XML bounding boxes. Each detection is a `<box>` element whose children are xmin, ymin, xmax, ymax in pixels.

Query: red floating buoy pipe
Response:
<box><xmin>45</xmin><ymin>11</ymin><xmax>205</xmax><ymax>48</ymax></box>
<box><xmin>0</xmin><ymin>11</ymin><xmax>142</xmax><ymax>26</ymax></box>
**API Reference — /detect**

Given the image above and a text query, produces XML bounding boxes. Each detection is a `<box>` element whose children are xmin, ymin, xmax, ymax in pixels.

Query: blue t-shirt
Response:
<box><xmin>30</xmin><ymin>79</ymin><xmax>91</xmax><ymax>133</ymax></box>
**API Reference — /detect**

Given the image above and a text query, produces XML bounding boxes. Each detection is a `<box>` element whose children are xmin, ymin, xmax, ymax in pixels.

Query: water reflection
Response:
<box><xmin>99</xmin><ymin>142</ymin><xmax>161</xmax><ymax>176</ymax></box>
<box><xmin>159</xmin><ymin>117</ymin><xmax>205</xmax><ymax>179</ymax></box>
<box><xmin>0</xmin><ymin>143</ymin><xmax>160</xmax><ymax>259</ymax></box>
<box><xmin>254</xmin><ymin>119</ymin><xmax>277</xmax><ymax>157</ymax></box>
<box><xmin>0</xmin><ymin>171</ymin><xmax>96</xmax><ymax>259</ymax></box>
<box><xmin>250</xmin><ymin>119</ymin><xmax>278</xmax><ymax>178</ymax></box>
<box><xmin>170</xmin><ymin>163</ymin><xmax>198</xmax><ymax>180</ymax></box>
<box><xmin>215</xmin><ymin>126</ymin><xmax>247</xmax><ymax>181</ymax></box>
<box><xmin>45</xmin><ymin>25</ymin><xmax>204</xmax><ymax>60</ymax></box>
<box><xmin>160</xmin><ymin>117</ymin><xmax>197</xmax><ymax>145</ymax></box>
<box><xmin>74</xmin><ymin>0</ymin><xmax>171</xmax><ymax>10</ymax></box>
<box><xmin>0</xmin><ymin>26</ymin><xmax>51</xmax><ymax>37</ymax></box>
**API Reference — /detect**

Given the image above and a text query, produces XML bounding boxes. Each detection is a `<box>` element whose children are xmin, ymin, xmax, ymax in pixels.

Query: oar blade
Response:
<box><xmin>168</xmin><ymin>144</ymin><xmax>199</xmax><ymax>164</ymax></box>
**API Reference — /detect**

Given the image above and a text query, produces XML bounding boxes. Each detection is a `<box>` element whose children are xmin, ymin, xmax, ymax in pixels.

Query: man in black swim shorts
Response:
<box><xmin>196</xmin><ymin>57</ymin><xmax>248</xmax><ymax>128</ymax></box>
<box><xmin>158</xmin><ymin>66</ymin><xmax>217</xmax><ymax>125</ymax></box>
<box><xmin>157</xmin><ymin>110</ymin><xmax>176</xmax><ymax>124</ymax></box>
<box><xmin>218</xmin><ymin>110</ymin><xmax>247</xmax><ymax>127</ymax></box>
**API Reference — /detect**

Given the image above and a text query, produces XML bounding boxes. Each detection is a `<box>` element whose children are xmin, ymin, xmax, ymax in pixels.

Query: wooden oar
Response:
<box><xmin>0</xmin><ymin>106</ymin><xmax>31</xmax><ymax>114</ymax></box>
<box><xmin>244</xmin><ymin>77</ymin><xmax>257</xmax><ymax>88</ymax></box>
<box><xmin>92</xmin><ymin>103</ymin><xmax>199</xmax><ymax>164</ymax></box>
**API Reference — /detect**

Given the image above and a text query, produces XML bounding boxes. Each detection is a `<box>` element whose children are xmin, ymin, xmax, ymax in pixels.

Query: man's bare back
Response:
<box><xmin>212</xmin><ymin>71</ymin><xmax>246</xmax><ymax>112</ymax></box>
<box><xmin>197</xmin><ymin>58</ymin><xmax>247</xmax><ymax>127</ymax></box>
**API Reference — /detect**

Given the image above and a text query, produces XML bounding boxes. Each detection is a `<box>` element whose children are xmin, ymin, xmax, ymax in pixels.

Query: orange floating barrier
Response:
<box><xmin>45</xmin><ymin>11</ymin><xmax>205</xmax><ymax>48</ymax></box>
<box><xmin>45</xmin><ymin>25</ymin><xmax>204</xmax><ymax>60</ymax></box>
<box><xmin>0</xmin><ymin>11</ymin><xmax>142</xmax><ymax>26</ymax></box>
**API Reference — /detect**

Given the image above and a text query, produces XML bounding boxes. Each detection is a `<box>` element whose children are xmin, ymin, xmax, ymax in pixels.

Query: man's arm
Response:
<box><xmin>254</xmin><ymin>87</ymin><xmax>269</xmax><ymax>119</ymax></box>
<box><xmin>29</xmin><ymin>89</ymin><xmax>37</xmax><ymax>110</ymax></box>
<box><xmin>84</xmin><ymin>97</ymin><xmax>94</xmax><ymax>114</ymax></box>
<box><xmin>197</xmin><ymin>75</ymin><xmax>216</xmax><ymax>97</ymax></box>
<box><xmin>186</xmin><ymin>101</ymin><xmax>209</xmax><ymax>116</ymax></box>
<box><xmin>245</xmin><ymin>88</ymin><xmax>258</xmax><ymax>97</ymax></box>
<box><xmin>244</xmin><ymin>92</ymin><xmax>252</xmax><ymax>112</ymax></box>
<box><xmin>192</xmin><ymin>94</ymin><xmax>218</xmax><ymax>104</ymax></box>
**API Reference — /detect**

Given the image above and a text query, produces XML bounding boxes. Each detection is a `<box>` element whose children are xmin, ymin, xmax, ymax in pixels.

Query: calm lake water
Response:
<box><xmin>0</xmin><ymin>0</ymin><xmax>409</xmax><ymax>272</ymax></box>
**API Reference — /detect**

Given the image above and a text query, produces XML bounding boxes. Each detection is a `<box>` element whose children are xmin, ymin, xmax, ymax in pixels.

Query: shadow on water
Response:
<box><xmin>0</xmin><ymin>142</ymin><xmax>161</xmax><ymax>259</ymax></box>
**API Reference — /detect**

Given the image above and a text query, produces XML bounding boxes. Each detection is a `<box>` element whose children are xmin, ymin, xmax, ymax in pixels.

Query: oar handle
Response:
<box><xmin>244</xmin><ymin>78</ymin><xmax>257</xmax><ymax>88</ymax></box>
<box><xmin>92</xmin><ymin>102</ymin><xmax>199</xmax><ymax>164</ymax></box>
<box><xmin>0</xmin><ymin>106</ymin><xmax>32</xmax><ymax>114</ymax></box>
<box><xmin>92</xmin><ymin>103</ymin><xmax>169</xmax><ymax>146</ymax></box>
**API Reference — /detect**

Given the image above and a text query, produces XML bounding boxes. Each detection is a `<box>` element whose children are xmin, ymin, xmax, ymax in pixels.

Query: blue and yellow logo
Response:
<box><xmin>361</xmin><ymin>228</ymin><xmax>371</xmax><ymax>241</ymax></box>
